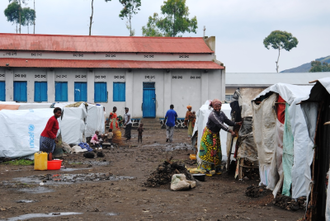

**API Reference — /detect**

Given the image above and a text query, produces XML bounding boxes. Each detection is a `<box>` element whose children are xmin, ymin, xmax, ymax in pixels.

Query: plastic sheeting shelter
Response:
<box><xmin>300</xmin><ymin>77</ymin><xmax>330</xmax><ymax>221</ymax></box>
<box><xmin>0</xmin><ymin>102</ymin><xmax>105</xmax><ymax>159</ymax></box>
<box><xmin>252</xmin><ymin>83</ymin><xmax>313</xmax><ymax>199</ymax></box>
<box><xmin>192</xmin><ymin>101</ymin><xmax>231</xmax><ymax>163</ymax></box>
<box><xmin>0</xmin><ymin>108</ymin><xmax>54</xmax><ymax>158</ymax></box>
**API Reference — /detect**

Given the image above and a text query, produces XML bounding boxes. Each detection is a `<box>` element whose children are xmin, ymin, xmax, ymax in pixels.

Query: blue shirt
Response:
<box><xmin>165</xmin><ymin>109</ymin><xmax>177</xmax><ymax>127</ymax></box>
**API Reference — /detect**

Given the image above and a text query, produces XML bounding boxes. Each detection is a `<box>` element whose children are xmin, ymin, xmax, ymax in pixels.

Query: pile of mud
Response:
<box><xmin>245</xmin><ymin>185</ymin><xmax>270</xmax><ymax>198</ymax></box>
<box><xmin>273</xmin><ymin>195</ymin><xmax>306</xmax><ymax>211</ymax></box>
<box><xmin>144</xmin><ymin>161</ymin><xmax>193</xmax><ymax>187</ymax></box>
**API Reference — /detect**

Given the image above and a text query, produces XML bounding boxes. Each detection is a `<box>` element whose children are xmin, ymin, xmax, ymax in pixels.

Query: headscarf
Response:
<box><xmin>210</xmin><ymin>99</ymin><xmax>222</xmax><ymax>107</ymax></box>
<box><xmin>187</xmin><ymin>105</ymin><xmax>192</xmax><ymax>110</ymax></box>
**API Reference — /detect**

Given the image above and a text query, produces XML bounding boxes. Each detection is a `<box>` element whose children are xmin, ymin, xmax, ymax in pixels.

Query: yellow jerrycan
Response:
<box><xmin>34</xmin><ymin>152</ymin><xmax>48</xmax><ymax>170</ymax></box>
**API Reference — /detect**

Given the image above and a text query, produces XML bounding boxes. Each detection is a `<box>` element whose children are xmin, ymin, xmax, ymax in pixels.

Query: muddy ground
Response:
<box><xmin>0</xmin><ymin>128</ymin><xmax>304</xmax><ymax>221</ymax></box>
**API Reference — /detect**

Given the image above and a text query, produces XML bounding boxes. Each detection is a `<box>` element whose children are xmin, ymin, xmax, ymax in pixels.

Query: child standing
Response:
<box><xmin>137</xmin><ymin>123</ymin><xmax>144</xmax><ymax>143</ymax></box>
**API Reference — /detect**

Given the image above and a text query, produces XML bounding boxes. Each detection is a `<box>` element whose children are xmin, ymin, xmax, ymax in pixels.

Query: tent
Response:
<box><xmin>252</xmin><ymin>83</ymin><xmax>313</xmax><ymax>199</ymax></box>
<box><xmin>0</xmin><ymin>108</ymin><xmax>54</xmax><ymax>158</ymax></box>
<box><xmin>300</xmin><ymin>77</ymin><xmax>330</xmax><ymax>221</ymax></box>
<box><xmin>192</xmin><ymin>101</ymin><xmax>231</xmax><ymax>163</ymax></box>
<box><xmin>0</xmin><ymin>102</ymin><xmax>105</xmax><ymax>159</ymax></box>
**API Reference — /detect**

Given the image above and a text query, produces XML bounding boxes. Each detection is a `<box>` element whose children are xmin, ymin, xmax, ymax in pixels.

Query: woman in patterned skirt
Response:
<box><xmin>198</xmin><ymin>99</ymin><xmax>241</xmax><ymax>176</ymax></box>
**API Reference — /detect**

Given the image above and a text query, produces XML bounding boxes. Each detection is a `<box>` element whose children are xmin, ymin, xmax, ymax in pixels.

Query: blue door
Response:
<box><xmin>143</xmin><ymin>82</ymin><xmax>156</xmax><ymax>118</ymax></box>
<box><xmin>55</xmin><ymin>82</ymin><xmax>68</xmax><ymax>102</ymax></box>
<box><xmin>14</xmin><ymin>81</ymin><xmax>27</xmax><ymax>102</ymax></box>
<box><xmin>74</xmin><ymin>82</ymin><xmax>87</xmax><ymax>102</ymax></box>
<box><xmin>0</xmin><ymin>81</ymin><xmax>5</xmax><ymax>101</ymax></box>
<box><xmin>95</xmin><ymin>82</ymin><xmax>107</xmax><ymax>102</ymax></box>
<box><xmin>34</xmin><ymin>82</ymin><xmax>47</xmax><ymax>102</ymax></box>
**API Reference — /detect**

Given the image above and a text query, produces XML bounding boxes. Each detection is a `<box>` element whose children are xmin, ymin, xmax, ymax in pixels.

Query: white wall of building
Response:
<box><xmin>0</xmin><ymin>67</ymin><xmax>225</xmax><ymax>118</ymax></box>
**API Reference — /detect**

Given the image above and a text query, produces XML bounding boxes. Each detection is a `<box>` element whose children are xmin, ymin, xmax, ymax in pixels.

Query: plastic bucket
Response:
<box><xmin>47</xmin><ymin>160</ymin><xmax>62</xmax><ymax>170</ymax></box>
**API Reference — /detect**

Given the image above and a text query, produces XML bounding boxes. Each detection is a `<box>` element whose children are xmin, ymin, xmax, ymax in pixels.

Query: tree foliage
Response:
<box><xmin>142</xmin><ymin>13</ymin><xmax>163</xmax><ymax>37</ymax></box>
<box><xmin>4</xmin><ymin>0</ymin><xmax>35</xmax><ymax>34</ymax></box>
<box><xmin>309</xmin><ymin>61</ymin><xmax>330</xmax><ymax>72</ymax></box>
<box><xmin>4</xmin><ymin>1</ymin><xmax>21</xmax><ymax>25</ymax></box>
<box><xmin>263</xmin><ymin>30</ymin><xmax>298</xmax><ymax>72</ymax></box>
<box><xmin>142</xmin><ymin>0</ymin><xmax>197</xmax><ymax>37</ymax></box>
<box><xmin>118</xmin><ymin>0</ymin><xmax>141</xmax><ymax>36</ymax></box>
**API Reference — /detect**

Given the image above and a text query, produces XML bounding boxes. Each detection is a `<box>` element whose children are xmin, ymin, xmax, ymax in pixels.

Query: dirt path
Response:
<box><xmin>0</xmin><ymin>128</ymin><xmax>304</xmax><ymax>221</ymax></box>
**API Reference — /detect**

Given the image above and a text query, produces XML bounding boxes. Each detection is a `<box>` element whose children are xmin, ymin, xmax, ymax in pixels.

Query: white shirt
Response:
<box><xmin>124</xmin><ymin>112</ymin><xmax>132</xmax><ymax>125</ymax></box>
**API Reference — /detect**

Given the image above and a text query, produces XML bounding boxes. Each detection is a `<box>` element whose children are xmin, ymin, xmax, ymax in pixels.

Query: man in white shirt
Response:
<box><xmin>124</xmin><ymin>107</ymin><xmax>132</xmax><ymax>141</ymax></box>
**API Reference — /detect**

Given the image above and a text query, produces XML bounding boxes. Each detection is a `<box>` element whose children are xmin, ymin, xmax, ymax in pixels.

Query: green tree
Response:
<box><xmin>142</xmin><ymin>13</ymin><xmax>163</xmax><ymax>37</ymax></box>
<box><xmin>309</xmin><ymin>61</ymin><xmax>330</xmax><ymax>72</ymax></box>
<box><xmin>118</xmin><ymin>0</ymin><xmax>141</xmax><ymax>36</ymax></box>
<box><xmin>22</xmin><ymin>7</ymin><xmax>35</xmax><ymax>33</ymax></box>
<box><xmin>142</xmin><ymin>0</ymin><xmax>197</xmax><ymax>37</ymax></box>
<box><xmin>5</xmin><ymin>0</ymin><xmax>35</xmax><ymax>34</ymax></box>
<box><xmin>4</xmin><ymin>1</ymin><xmax>21</xmax><ymax>32</ymax></box>
<box><xmin>263</xmin><ymin>30</ymin><xmax>298</xmax><ymax>73</ymax></box>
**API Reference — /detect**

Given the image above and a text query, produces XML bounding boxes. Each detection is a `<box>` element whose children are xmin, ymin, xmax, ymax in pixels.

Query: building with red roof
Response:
<box><xmin>0</xmin><ymin>33</ymin><xmax>225</xmax><ymax>118</ymax></box>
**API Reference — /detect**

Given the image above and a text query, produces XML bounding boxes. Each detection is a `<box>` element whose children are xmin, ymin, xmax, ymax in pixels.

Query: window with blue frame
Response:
<box><xmin>34</xmin><ymin>82</ymin><xmax>47</xmax><ymax>102</ymax></box>
<box><xmin>113</xmin><ymin>82</ymin><xmax>125</xmax><ymax>102</ymax></box>
<box><xmin>55</xmin><ymin>82</ymin><xmax>68</xmax><ymax>102</ymax></box>
<box><xmin>0</xmin><ymin>81</ymin><xmax>5</xmax><ymax>101</ymax></box>
<box><xmin>94</xmin><ymin>82</ymin><xmax>107</xmax><ymax>102</ymax></box>
<box><xmin>14</xmin><ymin>81</ymin><xmax>27</xmax><ymax>102</ymax></box>
<box><xmin>74</xmin><ymin>82</ymin><xmax>87</xmax><ymax>102</ymax></box>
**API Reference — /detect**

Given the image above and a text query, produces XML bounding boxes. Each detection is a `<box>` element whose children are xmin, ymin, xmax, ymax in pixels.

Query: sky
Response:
<box><xmin>0</xmin><ymin>0</ymin><xmax>329</xmax><ymax>73</ymax></box>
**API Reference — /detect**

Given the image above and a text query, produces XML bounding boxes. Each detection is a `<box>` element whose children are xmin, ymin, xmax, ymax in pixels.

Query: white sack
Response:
<box><xmin>170</xmin><ymin>174</ymin><xmax>196</xmax><ymax>191</ymax></box>
<box><xmin>0</xmin><ymin>108</ymin><xmax>54</xmax><ymax>158</ymax></box>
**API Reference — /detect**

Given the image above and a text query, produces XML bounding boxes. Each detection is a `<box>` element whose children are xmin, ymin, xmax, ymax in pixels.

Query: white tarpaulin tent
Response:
<box><xmin>192</xmin><ymin>101</ymin><xmax>231</xmax><ymax>163</ymax></box>
<box><xmin>59</xmin><ymin>106</ymin><xmax>87</xmax><ymax>145</ymax></box>
<box><xmin>85</xmin><ymin>104</ymin><xmax>105</xmax><ymax>137</ymax></box>
<box><xmin>0</xmin><ymin>102</ymin><xmax>105</xmax><ymax>158</ymax></box>
<box><xmin>252</xmin><ymin>83</ymin><xmax>313</xmax><ymax>199</ymax></box>
<box><xmin>0</xmin><ymin>108</ymin><xmax>54</xmax><ymax>158</ymax></box>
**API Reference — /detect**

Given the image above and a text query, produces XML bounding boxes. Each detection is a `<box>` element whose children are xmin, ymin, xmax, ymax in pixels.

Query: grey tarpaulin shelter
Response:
<box><xmin>300</xmin><ymin>77</ymin><xmax>330</xmax><ymax>221</ymax></box>
<box><xmin>251</xmin><ymin>83</ymin><xmax>313</xmax><ymax>199</ymax></box>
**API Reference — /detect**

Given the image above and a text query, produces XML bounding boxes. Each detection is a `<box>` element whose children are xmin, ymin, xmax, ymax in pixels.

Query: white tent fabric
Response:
<box><xmin>59</xmin><ymin>107</ymin><xmax>87</xmax><ymax>145</ymax></box>
<box><xmin>0</xmin><ymin>108</ymin><xmax>54</xmax><ymax>158</ymax></box>
<box><xmin>85</xmin><ymin>104</ymin><xmax>105</xmax><ymax>137</ymax></box>
<box><xmin>252</xmin><ymin>83</ymin><xmax>313</xmax><ymax>199</ymax></box>
<box><xmin>192</xmin><ymin>101</ymin><xmax>231</xmax><ymax>163</ymax></box>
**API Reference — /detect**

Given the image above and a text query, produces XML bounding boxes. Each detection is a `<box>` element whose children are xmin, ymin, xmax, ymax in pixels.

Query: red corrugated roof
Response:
<box><xmin>0</xmin><ymin>58</ymin><xmax>224</xmax><ymax>70</ymax></box>
<box><xmin>0</xmin><ymin>33</ymin><xmax>214</xmax><ymax>54</ymax></box>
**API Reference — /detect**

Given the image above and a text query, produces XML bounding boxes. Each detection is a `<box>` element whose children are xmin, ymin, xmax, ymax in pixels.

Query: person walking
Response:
<box><xmin>164</xmin><ymin>104</ymin><xmax>177</xmax><ymax>143</ymax></box>
<box><xmin>39</xmin><ymin>107</ymin><xmax>62</xmax><ymax>161</ymax></box>
<box><xmin>124</xmin><ymin>107</ymin><xmax>132</xmax><ymax>141</ymax></box>
<box><xmin>184</xmin><ymin>105</ymin><xmax>193</xmax><ymax>137</ymax></box>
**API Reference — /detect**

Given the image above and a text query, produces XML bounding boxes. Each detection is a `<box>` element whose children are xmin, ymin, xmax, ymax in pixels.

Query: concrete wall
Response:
<box><xmin>0</xmin><ymin>67</ymin><xmax>224</xmax><ymax>118</ymax></box>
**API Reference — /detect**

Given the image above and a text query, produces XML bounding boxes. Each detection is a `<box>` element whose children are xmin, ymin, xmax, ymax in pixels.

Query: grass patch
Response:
<box><xmin>3</xmin><ymin>159</ymin><xmax>34</xmax><ymax>166</ymax></box>
<box><xmin>69</xmin><ymin>162</ymin><xmax>82</xmax><ymax>165</ymax></box>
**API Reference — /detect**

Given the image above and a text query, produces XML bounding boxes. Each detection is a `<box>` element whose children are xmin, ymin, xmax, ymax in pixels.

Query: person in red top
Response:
<box><xmin>39</xmin><ymin>107</ymin><xmax>62</xmax><ymax>161</ymax></box>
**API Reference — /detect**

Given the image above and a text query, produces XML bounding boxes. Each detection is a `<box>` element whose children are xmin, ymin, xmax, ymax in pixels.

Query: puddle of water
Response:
<box><xmin>13</xmin><ymin>173</ymin><xmax>135</xmax><ymax>186</ymax></box>
<box><xmin>18</xmin><ymin>187</ymin><xmax>54</xmax><ymax>194</ymax></box>
<box><xmin>60</xmin><ymin>168</ymin><xmax>90</xmax><ymax>172</ymax></box>
<box><xmin>4</xmin><ymin>212</ymin><xmax>82</xmax><ymax>221</ymax></box>
<box><xmin>107</xmin><ymin>212</ymin><xmax>119</xmax><ymax>216</ymax></box>
<box><xmin>16</xmin><ymin>200</ymin><xmax>35</xmax><ymax>203</ymax></box>
<box><xmin>68</xmin><ymin>161</ymin><xmax>110</xmax><ymax>166</ymax></box>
